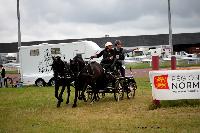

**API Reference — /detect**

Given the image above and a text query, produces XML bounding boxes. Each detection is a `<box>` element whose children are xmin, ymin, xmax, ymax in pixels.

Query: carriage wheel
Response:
<box><xmin>127</xmin><ymin>82</ymin><xmax>137</xmax><ymax>99</ymax></box>
<box><xmin>114</xmin><ymin>80</ymin><xmax>124</xmax><ymax>101</ymax></box>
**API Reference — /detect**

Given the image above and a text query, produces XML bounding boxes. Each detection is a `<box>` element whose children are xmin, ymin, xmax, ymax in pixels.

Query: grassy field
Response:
<box><xmin>0</xmin><ymin>77</ymin><xmax>200</xmax><ymax>133</ymax></box>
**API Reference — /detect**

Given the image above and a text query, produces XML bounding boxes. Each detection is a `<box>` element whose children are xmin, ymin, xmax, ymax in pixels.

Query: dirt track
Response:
<box><xmin>125</xmin><ymin>68</ymin><xmax>152</xmax><ymax>78</ymax></box>
<box><xmin>128</xmin><ymin>67</ymin><xmax>200</xmax><ymax>78</ymax></box>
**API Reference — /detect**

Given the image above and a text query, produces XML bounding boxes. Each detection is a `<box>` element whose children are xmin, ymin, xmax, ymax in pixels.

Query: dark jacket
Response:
<box><xmin>1</xmin><ymin>68</ymin><xmax>5</xmax><ymax>78</ymax></box>
<box><xmin>96</xmin><ymin>48</ymin><xmax>115</xmax><ymax>64</ymax></box>
<box><xmin>114</xmin><ymin>48</ymin><xmax>125</xmax><ymax>60</ymax></box>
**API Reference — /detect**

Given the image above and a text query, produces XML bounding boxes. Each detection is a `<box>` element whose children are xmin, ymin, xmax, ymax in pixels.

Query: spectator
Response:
<box><xmin>0</xmin><ymin>65</ymin><xmax>5</xmax><ymax>88</ymax></box>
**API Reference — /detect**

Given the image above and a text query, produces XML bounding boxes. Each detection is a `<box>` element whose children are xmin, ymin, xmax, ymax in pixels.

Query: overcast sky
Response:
<box><xmin>0</xmin><ymin>0</ymin><xmax>200</xmax><ymax>43</ymax></box>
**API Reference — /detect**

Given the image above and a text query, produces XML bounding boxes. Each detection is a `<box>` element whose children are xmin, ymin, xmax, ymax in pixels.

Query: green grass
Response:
<box><xmin>0</xmin><ymin>78</ymin><xmax>200</xmax><ymax>133</ymax></box>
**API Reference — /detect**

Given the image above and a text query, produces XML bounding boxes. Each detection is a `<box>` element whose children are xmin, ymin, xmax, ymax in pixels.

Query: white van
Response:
<box><xmin>20</xmin><ymin>40</ymin><xmax>102</xmax><ymax>86</ymax></box>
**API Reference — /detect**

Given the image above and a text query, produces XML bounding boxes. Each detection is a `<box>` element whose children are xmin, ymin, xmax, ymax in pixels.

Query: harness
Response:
<box><xmin>72</xmin><ymin>59</ymin><xmax>95</xmax><ymax>79</ymax></box>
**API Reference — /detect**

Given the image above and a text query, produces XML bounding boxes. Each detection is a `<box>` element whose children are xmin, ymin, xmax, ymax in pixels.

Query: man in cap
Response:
<box><xmin>0</xmin><ymin>65</ymin><xmax>5</xmax><ymax>88</ymax></box>
<box><xmin>113</xmin><ymin>40</ymin><xmax>137</xmax><ymax>77</ymax></box>
<box><xmin>90</xmin><ymin>42</ymin><xmax>115</xmax><ymax>71</ymax></box>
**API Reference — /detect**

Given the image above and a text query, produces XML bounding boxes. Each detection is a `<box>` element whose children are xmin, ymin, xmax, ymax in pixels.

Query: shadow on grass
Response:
<box><xmin>149</xmin><ymin>99</ymin><xmax>200</xmax><ymax>110</ymax></box>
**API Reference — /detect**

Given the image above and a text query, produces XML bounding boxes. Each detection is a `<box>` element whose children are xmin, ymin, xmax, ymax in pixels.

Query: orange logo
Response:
<box><xmin>154</xmin><ymin>75</ymin><xmax>169</xmax><ymax>89</ymax></box>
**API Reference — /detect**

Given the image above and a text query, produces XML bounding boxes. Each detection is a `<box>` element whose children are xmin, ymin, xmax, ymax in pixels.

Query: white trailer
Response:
<box><xmin>20</xmin><ymin>40</ymin><xmax>102</xmax><ymax>86</ymax></box>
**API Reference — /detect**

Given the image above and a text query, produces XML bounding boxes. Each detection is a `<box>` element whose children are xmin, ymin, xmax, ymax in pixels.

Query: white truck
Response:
<box><xmin>175</xmin><ymin>51</ymin><xmax>197</xmax><ymax>58</ymax></box>
<box><xmin>124</xmin><ymin>45</ymin><xmax>172</xmax><ymax>63</ymax></box>
<box><xmin>20</xmin><ymin>40</ymin><xmax>102</xmax><ymax>86</ymax></box>
<box><xmin>147</xmin><ymin>45</ymin><xmax>172</xmax><ymax>58</ymax></box>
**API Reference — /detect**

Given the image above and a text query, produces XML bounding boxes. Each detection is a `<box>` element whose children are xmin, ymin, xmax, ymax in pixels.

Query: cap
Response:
<box><xmin>105</xmin><ymin>42</ymin><xmax>113</xmax><ymax>47</ymax></box>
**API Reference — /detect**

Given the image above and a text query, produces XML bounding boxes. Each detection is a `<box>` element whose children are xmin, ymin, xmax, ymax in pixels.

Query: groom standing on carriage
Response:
<box><xmin>113</xmin><ymin>40</ymin><xmax>138</xmax><ymax>77</ymax></box>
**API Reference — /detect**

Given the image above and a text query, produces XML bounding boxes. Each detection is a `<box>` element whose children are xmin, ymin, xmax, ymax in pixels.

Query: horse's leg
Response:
<box><xmin>72</xmin><ymin>88</ymin><xmax>78</xmax><ymax>108</ymax></box>
<box><xmin>57</xmin><ymin>79</ymin><xmax>66</xmax><ymax>108</ymax></box>
<box><xmin>54</xmin><ymin>81</ymin><xmax>59</xmax><ymax>100</ymax></box>
<box><xmin>78</xmin><ymin>90</ymin><xmax>82</xmax><ymax>100</ymax></box>
<box><xmin>58</xmin><ymin>84</ymin><xmax>65</xmax><ymax>102</ymax></box>
<box><xmin>66</xmin><ymin>83</ymin><xmax>71</xmax><ymax>104</ymax></box>
<box><xmin>55</xmin><ymin>81</ymin><xmax>62</xmax><ymax>107</ymax></box>
<box><xmin>57</xmin><ymin>85</ymin><xmax>65</xmax><ymax>108</ymax></box>
<box><xmin>72</xmin><ymin>82</ymin><xmax>79</xmax><ymax>108</ymax></box>
<box><xmin>91</xmin><ymin>83</ymin><xmax>98</xmax><ymax>102</ymax></box>
<box><xmin>80</xmin><ymin>83</ymin><xmax>87</xmax><ymax>102</ymax></box>
<box><xmin>96</xmin><ymin>83</ymin><xmax>101</xmax><ymax>101</ymax></box>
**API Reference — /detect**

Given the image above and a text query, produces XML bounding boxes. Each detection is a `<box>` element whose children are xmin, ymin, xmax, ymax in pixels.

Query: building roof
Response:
<box><xmin>0</xmin><ymin>32</ymin><xmax>200</xmax><ymax>53</ymax></box>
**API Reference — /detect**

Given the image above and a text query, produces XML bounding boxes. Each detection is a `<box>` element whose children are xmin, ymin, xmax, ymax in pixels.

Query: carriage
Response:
<box><xmin>52</xmin><ymin>55</ymin><xmax>137</xmax><ymax>107</ymax></box>
<box><xmin>81</xmin><ymin>58</ymin><xmax>137</xmax><ymax>102</ymax></box>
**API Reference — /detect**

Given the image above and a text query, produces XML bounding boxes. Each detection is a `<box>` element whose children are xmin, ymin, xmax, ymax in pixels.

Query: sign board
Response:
<box><xmin>149</xmin><ymin>70</ymin><xmax>200</xmax><ymax>100</ymax></box>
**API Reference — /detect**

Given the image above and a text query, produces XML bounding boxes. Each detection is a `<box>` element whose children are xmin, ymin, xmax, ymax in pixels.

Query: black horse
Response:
<box><xmin>69</xmin><ymin>55</ymin><xmax>106</xmax><ymax>107</ymax></box>
<box><xmin>51</xmin><ymin>56</ymin><xmax>74</xmax><ymax>107</ymax></box>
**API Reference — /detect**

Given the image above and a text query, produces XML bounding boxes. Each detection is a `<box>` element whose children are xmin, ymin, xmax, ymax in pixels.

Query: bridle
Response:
<box><xmin>70</xmin><ymin>58</ymin><xmax>94</xmax><ymax>79</ymax></box>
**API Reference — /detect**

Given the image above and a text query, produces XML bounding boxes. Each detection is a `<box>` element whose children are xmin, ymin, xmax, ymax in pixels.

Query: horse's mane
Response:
<box><xmin>73</xmin><ymin>55</ymin><xmax>85</xmax><ymax>68</ymax></box>
<box><xmin>73</xmin><ymin>55</ymin><xmax>84</xmax><ymax>63</ymax></box>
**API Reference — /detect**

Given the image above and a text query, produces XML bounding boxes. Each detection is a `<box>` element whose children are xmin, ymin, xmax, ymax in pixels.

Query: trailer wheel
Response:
<box><xmin>35</xmin><ymin>78</ymin><xmax>45</xmax><ymax>87</ymax></box>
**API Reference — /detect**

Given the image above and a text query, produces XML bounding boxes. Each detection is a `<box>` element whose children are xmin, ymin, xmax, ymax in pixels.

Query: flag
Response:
<box><xmin>154</xmin><ymin>75</ymin><xmax>169</xmax><ymax>89</ymax></box>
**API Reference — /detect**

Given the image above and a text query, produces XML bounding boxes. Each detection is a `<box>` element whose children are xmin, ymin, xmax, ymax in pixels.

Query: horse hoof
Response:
<box><xmin>84</xmin><ymin>100</ymin><xmax>87</xmax><ymax>102</ymax></box>
<box><xmin>57</xmin><ymin>101</ymin><xmax>62</xmax><ymax>108</ymax></box>
<box><xmin>78</xmin><ymin>97</ymin><xmax>82</xmax><ymax>100</ymax></box>
<box><xmin>83</xmin><ymin>97</ymin><xmax>87</xmax><ymax>102</ymax></box>
<box><xmin>57</xmin><ymin>103</ymin><xmax>61</xmax><ymax>108</ymax></box>
<box><xmin>72</xmin><ymin>104</ymin><xmax>77</xmax><ymax>108</ymax></box>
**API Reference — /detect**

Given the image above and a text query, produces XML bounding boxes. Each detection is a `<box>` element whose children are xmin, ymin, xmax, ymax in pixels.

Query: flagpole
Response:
<box><xmin>17</xmin><ymin>0</ymin><xmax>23</xmax><ymax>83</ymax></box>
<box><xmin>168</xmin><ymin>0</ymin><xmax>173</xmax><ymax>54</ymax></box>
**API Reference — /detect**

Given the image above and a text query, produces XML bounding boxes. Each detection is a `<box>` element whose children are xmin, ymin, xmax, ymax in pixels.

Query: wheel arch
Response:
<box><xmin>35</xmin><ymin>78</ymin><xmax>46</xmax><ymax>87</ymax></box>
